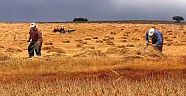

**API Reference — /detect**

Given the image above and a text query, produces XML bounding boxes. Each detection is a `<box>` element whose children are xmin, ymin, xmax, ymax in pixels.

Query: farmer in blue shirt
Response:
<box><xmin>145</xmin><ymin>28</ymin><xmax>163</xmax><ymax>52</ymax></box>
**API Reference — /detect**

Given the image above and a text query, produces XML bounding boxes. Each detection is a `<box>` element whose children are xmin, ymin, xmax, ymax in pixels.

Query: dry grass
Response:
<box><xmin>0</xmin><ymin>75</ymin><xmax>185</xmax><ymax>96</ymax></box>
<box><xmin>0</xmin><ymin>22</ymin><xmax>186</xmax><ymax>95</ymax></box>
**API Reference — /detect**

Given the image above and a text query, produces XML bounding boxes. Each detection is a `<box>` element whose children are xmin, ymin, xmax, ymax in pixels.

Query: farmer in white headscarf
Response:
<box><xmin>145</xmin><ymin>28</ymin><xmax>163</xmax><ymax>52</ymax></box>
<box><xmin>27</xmin><ymin>23</ymin><xmax>43</xmax><ymax>58</ymax></box>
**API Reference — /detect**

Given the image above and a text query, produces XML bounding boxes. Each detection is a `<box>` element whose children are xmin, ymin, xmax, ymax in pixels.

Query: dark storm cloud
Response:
<box><xmin>0</xmin><ymin>0</ymin><xmax>113</xmax><ymax>21</ymax></box>
<box><xmin>110</xmin><ymin>0</ymin><xmax>186</xmax><ymax>20</ymax></box>
<box><xmin>0</xmin><ymin>0</ymin><xmax>186</xmax><ymax>21</ymax></box>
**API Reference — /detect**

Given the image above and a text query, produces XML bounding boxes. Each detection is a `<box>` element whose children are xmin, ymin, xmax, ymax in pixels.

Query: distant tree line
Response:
<box><xmin>73</xmin><ymin>17</ymin><xmax>88</xmax><ymax>22</ymax></box>
<box><xmin>72</xmin><ymin>16</ymin><xmax>184</xmax><ymax>23</ymax></box>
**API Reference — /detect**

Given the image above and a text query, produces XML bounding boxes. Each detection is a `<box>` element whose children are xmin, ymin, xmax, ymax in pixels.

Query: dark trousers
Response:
<box><xmin>28</xmin><ymin>42</ymin><xmax>42</xmax><ymax>57</ymax></box>
<box><xmin>155</xmin><ymin>45</ymin><xmax>163</xmax><ymax>52</ymax></box>
<box><xmin>152</xmin><ymin>41</ymin><xmax>163</xmax><ymax>52</ymax></box>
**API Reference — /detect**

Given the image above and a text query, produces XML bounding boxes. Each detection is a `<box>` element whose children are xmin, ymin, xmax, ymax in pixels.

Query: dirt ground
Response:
<box><xmin>0</xmin><ymin>22</ymin><xmax>186</xmax><ymax>75</ymax></box>
<box><xmin>0</xmin><ymin>22</ymin><xmax>185</xmax><ymax>58</ymax></box>
<box><xmin>0</xmin><ymin>22</ymin><xmax>186</xmax><ymax>95</ymax></box>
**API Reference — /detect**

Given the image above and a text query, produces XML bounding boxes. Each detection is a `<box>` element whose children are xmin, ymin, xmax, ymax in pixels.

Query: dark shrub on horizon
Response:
<box><xmin>73</xmin><ymin>17</ymin><xmax>89</xmax><ymax>22</ymax></box>
<box><xmin>172</xmin><ymin>16</ymin><xmax>184</xmax><ymax>23</ymax></box>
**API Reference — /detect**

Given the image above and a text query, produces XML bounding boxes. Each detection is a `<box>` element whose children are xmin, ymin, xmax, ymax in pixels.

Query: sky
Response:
<box><xmin>0</xmin><ymin>0</ymin><xmax>186</xmax><ymax>21</ymax></box>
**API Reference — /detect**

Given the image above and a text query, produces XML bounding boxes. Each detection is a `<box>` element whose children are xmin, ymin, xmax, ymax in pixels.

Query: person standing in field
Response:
<box><xmin>27</xmin><ymin>23</ymin><xmax>43</xmax><ymax>58</ymax></box>
<box><xmin>145</xmin><ymin>28</ymin><xmax>163</xmax><ymax>52</ymax></box>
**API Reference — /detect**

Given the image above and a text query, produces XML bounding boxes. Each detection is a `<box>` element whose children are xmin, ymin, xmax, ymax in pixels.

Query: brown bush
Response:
<box><xmin>95</xmin><ymin>40</ymin><xmax>103</xmax><ymax>43</ymax></box>
<box><xmin>102</xmin><ymin>38</ymin><xmax>109</xmax><ymax>41</ymax></box>
<box><xmin>106</xmin><ymin>40</ymin><xmax>115</xmax><ymax>46</ymax></box>
<box><xmin>119</xmin><ymin>37</ymin><xmax>127</xmax><ymax>39</ymax></box>
<box><xmin>132</xmin><ymin>38</ymin><xmax>140</xmax><ymax>41</ymax></box>
<box><xmin>62</xmin><ymin>40</ymin><xmax>70</xmax><ymax>43</ymax></box>
<box><xmin>92</xmin><ymin>37</ymin><xmax>98</xmax><ymax>39</ymax></box>
<box><xmin>44</xmin><ymin>42</ymin><xmax>53</xmax><ymax>45</ymax></box>
<box><xmin>123</xmin><ymin>34</ymin><xmax>129</xmax><ymax>36</ymax></box>
<box><xmin>74</xmin><ymin>39</ymin><xmax>83</xmax><ymax>42</ymax></box>
<box><xmin>120</xmin><ymin>40</ymin><xmax>127</xmax><ymax>42</ymax></box>
<box><xmin>42</xmin><ymin>46</ymin><xmax>55</xmax><ymax>50</ymax></box>
<box><xmin>47</xmin><ymin>48</ymin><xmax>66</xmax><ymax>54</ymax></box>
<box><xmin>84</xmin><ymin>38</ymin><xmax>92</xmax><ymax>40</ymax></box>
<box><xmin>0</xmin><ymin>45</ymin><xmax>4</xmax><ymax>48</ymax></box>
<box><xmin>79</xmin><ymin>41</ymin><xmax>87</xmax><ymax>44</ymax></box>
<box><xmin>5</xmin><ymin>48</ymin><xmax>22</xmax><ymax>52</ymax></box>
<box><xmin>168</xmin><ymin>33</ymin><xmax>173</xmax><ymax>35</ymax></box>
<box><xmin>171</xmin><ymin>36</ymin><xmax>177</xmax><ymax>38</ymax></box>
<box><xmin>108</xmin><ymin>37</ymin><xmax>115</xmax><ymax>40</ymax></box>
<box><xmin>126</xmin><ymin>44</ymin><xmax>135</xmax><ymax>47</ymax></box>
<box><xmin>126</xmin><ymin>32</ymin><xmax>130</xmax><ymax>34</ymax></box>
<box><xmin>167</xmin><ymin>43</ymin><xmax>172</xmax><ymax>46</ymax></box>
<box><xmin>76</xmin><ymin>44</ymin><xmax>83</xmax><ymax>48</ymax></box>
<box><xmin>43</xmin><ymin>46</ymin><xmax>65</xmax><ymax>54</ymax></box>
<box><xmin>183</xmin><ymin>32</ymin><xmax>186</xmax><ymax>34</ymax></box>
<box><xmin>110</xmin><ymin>32</ymin><xmax>116</xmax><ymax>35</ymax></box>
<box><xmin>166</xmin><ymin>39</ymin><xmax>173</xmax><ymax>42</ymax></box>
<box><xmin>117</xmin><ymin>45</ymin><xmax>126</xmax><ymax>48</ymax></box>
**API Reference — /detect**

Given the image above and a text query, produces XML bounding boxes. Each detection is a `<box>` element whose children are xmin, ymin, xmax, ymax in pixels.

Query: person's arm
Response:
<box><xmin>38</xmin><ymin>31</ymin><xmax>43</xmax><ymax>43</ymax></box>
<box><xmin>155</xmin><ymin>31</ymin><xmax>163</xmax><ymax>46</ymax></box>
<box><xmin>145</xmin><ymin>31</ymin><xmax>149</xmax><ymax>45</ymax></box>
<box><xmin>27</xmin><ymin>29</ymin><xmax>31</xmax><ymax>42</ymax></box>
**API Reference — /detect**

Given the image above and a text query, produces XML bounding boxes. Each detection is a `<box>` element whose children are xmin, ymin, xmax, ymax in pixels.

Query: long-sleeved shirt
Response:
<box><xmin>145</xmin><ymin>29</ymin><xmax>163</xmax><ymax>46</ymax></box>
<box><xmin>29</xmin><ymin>28</ymin><xmax>43</xmax><ymax>43</ymax></box>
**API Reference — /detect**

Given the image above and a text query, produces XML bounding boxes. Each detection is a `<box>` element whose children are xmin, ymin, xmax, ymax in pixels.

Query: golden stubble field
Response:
<box><xmin>0</xmin><ymin>22</ymin><xmax>186</xmax><ymax>95</ymax></box>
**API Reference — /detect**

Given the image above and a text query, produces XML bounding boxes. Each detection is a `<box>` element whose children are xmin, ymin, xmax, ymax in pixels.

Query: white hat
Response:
<box><xmin>148</xmin><ymin>28</ymin><xmax>155</xmax><ymax>36</ymax></box>
<box><xmin>30</xmin><ymin>23</ymin><xmax>36</xmax><ymax>28</ymax></box>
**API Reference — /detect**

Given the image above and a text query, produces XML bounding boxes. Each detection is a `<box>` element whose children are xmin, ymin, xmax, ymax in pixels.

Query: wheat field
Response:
<box><xmin>0</xmin><ymin>22</ymin><xmax>186</xmax><ymax>96</ymax></box>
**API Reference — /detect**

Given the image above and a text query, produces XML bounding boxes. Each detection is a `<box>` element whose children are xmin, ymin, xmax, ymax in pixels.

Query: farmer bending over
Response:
<box><xmin>27</xmin><ymin>23</ymin><xmax>43</xmax><ymax>58</ymax></box>
<box><xmin>145</xmin><ymin>28</ymin><xmax>163</xmax><ymax>52</ymax></box>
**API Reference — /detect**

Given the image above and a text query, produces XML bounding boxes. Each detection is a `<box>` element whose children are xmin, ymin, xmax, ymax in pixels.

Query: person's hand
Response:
<box><xmin>37</xmin><ymin>41</ymin><xmax>41</xmax><ymax>45</ymax></box>
<box><xmin>153</xmin><ymin>44</ymin><xmax>156</xmax><ymax>47</ymax></box>
<box><xmin>146</xmin><ymin>42</ymin><xmax>149</xmax><ymax>46</ymax></box>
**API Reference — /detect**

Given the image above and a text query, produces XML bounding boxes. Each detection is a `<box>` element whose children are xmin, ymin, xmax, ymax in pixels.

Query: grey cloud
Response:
<box><xmin>109</xmin><ymin>0</ymin><xmax>186</xmax><ymax>20</ymax></box>
<box><xmin>0</xmin><ymin>0</ymin><xmax>185</xmax><ymax>21</ymax></box>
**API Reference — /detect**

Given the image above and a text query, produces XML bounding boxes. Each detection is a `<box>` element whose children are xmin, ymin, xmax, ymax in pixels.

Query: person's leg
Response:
<box><xmin>156</xmin><ymin>45</ymin><xmax>163</xmax><ymax>52</ymax></box>
<box><xmin>36</xmin><ymin>47</ymin><xmax>41</xmax><ymax>56</ymax></box>
<box><xmin>36</xmin><ymin>43</ymin><xmax>42</xmax><ymax>56</ymax></box>
<box><xmin>159</xmin><ymin>45</ymin><xmax>163</xmax><ymax>52</ymax></box>
<box><xmin>28</xmin><ymin>42</ymin><xmax>35</xmax><ymax>58</ymax></box>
